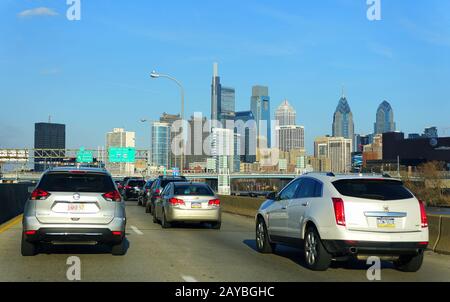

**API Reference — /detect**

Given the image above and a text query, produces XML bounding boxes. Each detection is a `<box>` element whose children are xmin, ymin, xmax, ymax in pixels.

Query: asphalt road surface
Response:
<box><xmin>1</xmin><ymin>201</ymin><xmax>449</xmax><ymax>282</ymax></box>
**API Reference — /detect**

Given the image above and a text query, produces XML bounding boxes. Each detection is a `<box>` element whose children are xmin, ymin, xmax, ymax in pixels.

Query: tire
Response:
<box><xmin>211</xmin><ymin>221</ymin><xmax>221</xmax><ymax>230</ymax></box>
<box><xmin>145</xmin><ymin>202</ymin><xmax>152</xmax><ymax>213</ymax></box>
<box><xmin>111</xmin><ymin>239</ymin><xmax>127</xmax><ymax>256</ymax></box>
<box><xmin>304</xmin><ymin>226</ymin><xmax>332</xmax><ymax>271</ymax></box>
<box><xmin>152</xmin><ymin>210</ymin><xmax>159</xmax><ymax>223</ymax></box>
<box><xmin>161</xmin><ymin>210</ymin><xmax>171</xmax><ymax>229</ymax></box>
<box><xmin>137</xmin><ymin>197</ymin><xmax>142</xmax><ymax>206</ymax></box>
<box><xmin>394</xmin><ymin>253</ymin><xmax>424</xmax><ymax>272</ymax></box>
<box><xmin>255</xmin><ymin>218</ymin><xmax>275</xmax><ymax>253</ymax></box>
<box><xmin>21</xmin><ymin>234</ymin><xmax>37</xmax><ymax>256</ymax></box>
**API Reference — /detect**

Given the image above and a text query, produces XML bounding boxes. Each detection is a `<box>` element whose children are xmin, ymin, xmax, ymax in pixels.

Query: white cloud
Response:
<box><xmin>18</xmin><ymin>7</ymin><xmax>58</xmax><ymax>18</ymax></box>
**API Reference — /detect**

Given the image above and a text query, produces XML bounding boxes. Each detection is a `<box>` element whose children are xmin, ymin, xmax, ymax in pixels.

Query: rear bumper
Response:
<box><xmin>25</xmin><ymin>228</ymin><xmax>124</xmax><ymax>244</ymax></box>
<box><xmin>322</xmin><ymin>240</ymin><xmax>428</xmax><ymax>257</ymax></box>
<box><xmin>166</xmin><ymin>207</ymin><xmax>221</xmax><ymax>222</ymax></box>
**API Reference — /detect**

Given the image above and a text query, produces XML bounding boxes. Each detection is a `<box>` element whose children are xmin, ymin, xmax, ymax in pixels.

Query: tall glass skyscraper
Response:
<box><xmin>211</xmin><ymin>63</ymin><xmax>221</xmax><ymax>122</ymax></box>
<box><xmin>220</xmin><ymin>86</ymin><xmax>235</xmax><ymax>124</ymax></box>
<box><xmin>374</xmin><ymin>100</ymin><xmax>395</xmax><ymax>134</ymax></box>
<box><xmin>250</xmin><ymin>85</ymin><xmax>271</xmax><ymax>148</ymax></box>
<box><xmin>332</xmin><ymin>93</ymin><xmax>354</xmax><ymax>141</ymax></box>
<box><xmin>151</xmin><ymin>122</ymin><xmax>171</xmax><ymax>168</ymax></box>
<box><xmin>235</xmin><ymin>110</ymin><xmax>257</xmax><ymax>163</ymax></box>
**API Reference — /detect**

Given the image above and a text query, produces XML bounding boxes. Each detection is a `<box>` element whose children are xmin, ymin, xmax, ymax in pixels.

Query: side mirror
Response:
<box><xmin>266</xmin><ymin>191</ymin><xmax>278</xmax><ymax>201</ymax></box>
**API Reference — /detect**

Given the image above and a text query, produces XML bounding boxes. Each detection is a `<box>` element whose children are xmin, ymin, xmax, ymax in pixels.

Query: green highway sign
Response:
<box><xmin>76</xmin><ymin>147</ymin><xmax>93</xmax><ymax>163</ymax></box>
<box><xmin>108</xmin><ymin>147</ymin><xmax>136</xmax><ymax>163</ymax></box>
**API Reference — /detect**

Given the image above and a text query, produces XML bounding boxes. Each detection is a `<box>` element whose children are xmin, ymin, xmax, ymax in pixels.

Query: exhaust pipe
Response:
<box><xmin>349</xmin><ymin>247</ymin><xmax>358</xmax><ymax>254</ymax></box>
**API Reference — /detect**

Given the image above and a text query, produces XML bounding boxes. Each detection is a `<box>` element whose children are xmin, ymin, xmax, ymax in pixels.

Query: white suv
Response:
<box><xmin>255</xmin><ymin>173</ymin><xmax>429</xmax><ymax>271</ymax></box>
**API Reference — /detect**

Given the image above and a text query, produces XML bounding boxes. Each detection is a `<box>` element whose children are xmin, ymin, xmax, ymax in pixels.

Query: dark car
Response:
<box><xmin>123</xmin><ymin>178</ymin><xmax>146</xmax><ymax>201</ymax></box>
<box><xmin>145</xmin><ymin>175</ymin><xmax>187</xmax><ymax>214</ymax></box>
<box><xmin>137</xmin><ymin>179</ymin><xmax>154</xmax><ymax>207</ymax></box>
<box><xmin>115</xmin><ymin>180</ymin><xmax>124</xmax><ymax>195</ymax></box>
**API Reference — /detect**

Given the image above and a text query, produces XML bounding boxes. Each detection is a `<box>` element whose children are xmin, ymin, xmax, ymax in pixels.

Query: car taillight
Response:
<box><xmin>155</xmin><ymin>188</ymin><xmax>160</xmax><ymax>194</ymax></box>
<box><xmin>208</xmin><ymin>199</ymin><xmax>220</xmax><ymax>206</ymax></box>
<box><xmin>30</xmin><ymin>188</ymin><xmax>50</xmax><ymax>200</ymax></box>
<box><xmin>112</xmin><ymin>231</ymin><xmax>122</xmax><ymax>236</ymax></box>
<box><xmin>102</xmin><ymin>191</ymin><xmax>122</xmax><ymax>202</ymax></box>
<box><xmin>125</xmin><ymin>185</ymin><xmax>132</xmax><ymax>189</ymax></box>
<box><xmin>332</xmin><ymin>198</ymin><xmax>346</xmax><ymax>226</ymax></box>
<box><xmin>24</xmin><ymin>230</ymin><xmax>37</xmax><ymax>235</ymax></box>
<box><xmin>169</xmin><ymin>198</ymin><xmax>185</xmax><ymax>206</ymax></box>
<box><xmin>418</xmin><ymin>200</ymin><xmax>428</xmax><ymax>228</ymax></box>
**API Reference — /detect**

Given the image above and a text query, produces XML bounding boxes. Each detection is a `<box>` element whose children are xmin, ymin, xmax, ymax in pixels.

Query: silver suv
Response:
<box><xmin>22</xmin><ymin>167</ymin><xmax>127</xmax><ymax>256</ymax></box>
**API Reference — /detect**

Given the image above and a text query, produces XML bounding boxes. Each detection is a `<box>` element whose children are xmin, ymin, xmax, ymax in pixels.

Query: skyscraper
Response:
<box><xmin>211</xmin><ymin>62</ymin><xmax>221</xmax><ymax>122</ymax></box>
<box><xmin>332</xmin><ymin>92</ymin><xmax>354</xmax><ymax>140</ymax></box>
<box><xmin>219</xmin><ymin>86</ymin><xmax>236</xmax><ymax>124</ymax></box>
<box><xmin>250</xmin><ymin>85</ymin><xmax>271</xmax><ymax>148</ymax></box>
<box><xmin>374</xmin><ymin>100</ymin><xmax>396</xmax><ymax>134</ymax></box>
<box><xmin>234</xmin><ymin>111</ymin><xmax>257</xmax><ymax>163</ymax></box>
<box><xmin>159</xmin><ymin>112</ymin><xmax>181</xmax><ymax>168</ymax></box>
<box><xmin>151</xmin><ymin>122</ymin><xmax>171</xmax><ymax>168</ymax></box>
<box><xmin>34</xmin><ymin>122</ymin><xmax>66</xmax><ymax>171</ymax></box>
<box><xmin>186</xmin><ymin>114</ymin><xmax>209</xmax><ymax>167</ymax></box>
<box><xmin>106</xmin><ymin>128</ymin><xmax>135</xmax><ymax>175</ymax></box>
<box><xmin>211</xmin><ymin>127</ymin><xmax>235</xmax><ymax>173</ymax></box>
<box><xmin>275</xmin><ymin>100</ymin><xmax>296</xmax><ymax>126</ymax></box>
<box><xmin>314</xmin><ymin>136</ymin><xmax>352</xmax><ymax>173</ymax></box>
<box><xmin>276</xmin><ymin>125</ymin><xmax>305</xmax><ymax>152</ymax></box>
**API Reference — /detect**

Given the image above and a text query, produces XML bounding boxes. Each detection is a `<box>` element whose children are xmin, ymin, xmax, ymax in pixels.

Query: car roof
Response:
<box><xmin>46</xmin><ymin>166</ymin><xmax>109</xmax><ymax>174</ymax></box>
<box><xmin>172</xmin><ymin>182</ymin><xmax>208</xmax><ymax>186</ymax></box>
<box><xmin>299</xmin><ymin>172</ymin><xmax>402</xmax><ymax>183</ymax></box>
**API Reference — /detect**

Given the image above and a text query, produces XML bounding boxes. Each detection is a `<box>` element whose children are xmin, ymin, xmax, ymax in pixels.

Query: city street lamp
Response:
<box><xmin>149</xmin><ymin>70</ymin><xmax>185</xmax><ymax>173</ymax></box>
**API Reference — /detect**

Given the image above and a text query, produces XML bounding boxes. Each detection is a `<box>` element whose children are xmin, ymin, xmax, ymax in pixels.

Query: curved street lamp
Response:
<box><xmin>150</xmin><ymin>71</ymin><xmax>185</xmax><ymax>172</ymax></box>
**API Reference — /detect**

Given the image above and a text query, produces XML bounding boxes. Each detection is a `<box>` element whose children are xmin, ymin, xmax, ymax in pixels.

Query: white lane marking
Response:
<box><xmin>130</xmin><ymin>225</ymin><xmax>143</xmax><ymax>235</ymax></box>
<box><xmin>182</xmin><ymin>275</ymin><xmax>198</xmax><ymax>282</ymax></box>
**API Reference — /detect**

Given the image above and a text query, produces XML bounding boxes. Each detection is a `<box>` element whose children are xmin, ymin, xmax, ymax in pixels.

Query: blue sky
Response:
<box><xmin>0</xmin><ymin>0</ymin><xmax>449</xmax><ymax>154</ymax></box>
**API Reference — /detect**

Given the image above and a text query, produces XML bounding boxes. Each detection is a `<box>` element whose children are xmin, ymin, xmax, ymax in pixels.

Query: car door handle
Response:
<box><xmin>301</xmin><ymin>202</ymin><xmax>309</xmax><ymax>207</ymax></box>
<box><xmin>281</xmin><ymin>206</ymin><xmax>287</xmax><ymax>210</ymax></box>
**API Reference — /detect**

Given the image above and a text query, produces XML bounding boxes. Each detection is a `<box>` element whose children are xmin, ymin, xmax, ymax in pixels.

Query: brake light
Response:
<box><xmin>332</xmin><ymin>198</ymin><xmax>346</xmax><ymax>226</ymax></box>
<box><xmin>169</xmin><ymin>198</ymin><xmax>185</xmax><ymax>206</ymax></box>
<box><xmin>112</xmin><ymin>231</ymin><xmax>122</xmax><ymax>236</ymax></box>
<box><xmin>69</xmin><ymin>170</ymin><xmax>87</xmax><ymax>174</ymax></box>
<box><xmin>24</xmin><ymin>230</ymin><xmax>37</xmax><ymax>235</ymax></box>
<box><xmin>125</xmin><ymin>185</ymin><xmax>132</xmax><ymax>190</ymax></box>
<box><xmin>155</xmin><ymin>188</ymin><xmax>161</xmax><ymax>194</ymax></box>
<box><xmin>102</xmin><ymin>191</ymin><xmax>122</xmax><ymax>202</ymax></box>
<box><xmin>208</xmin><ymin>199</ymin><xmax>220</xmax><ymax>206</ymax></box>
<box><xmin>31</xmin><ymin>188</ymin><xmax>50</xmax><ymax>200</ymax></box>
<box><xmin>418</xmin><ymin>200</ymin><xmax>428</xmax><ymax>228</ymax></box>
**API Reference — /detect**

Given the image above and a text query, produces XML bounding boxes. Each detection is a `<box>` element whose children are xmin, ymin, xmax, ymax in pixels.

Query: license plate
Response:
<box><xmin>67</xmin><ymin>203</ymin><xmax>86</xmax><ymax>212</ymax></box>
<box><xmin>377</xmin><ymin>217</ymin><xmax>395</xmax><ymax>228</ymax></box>
<box><xmin>191</xmin><ymin>202</ymin><xmax>202</xmax><ymax>209</ymax></box>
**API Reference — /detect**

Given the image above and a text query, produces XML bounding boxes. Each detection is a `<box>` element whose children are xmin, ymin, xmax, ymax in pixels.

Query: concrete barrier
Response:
<box><xmin>219</xmin><ymin>195</ymin><xmax>450</xmax><ymax>255</ymax></box>
<box><xmin>0</xmin><ymin>183</ymin><xmax>34</xmax><ymax>225</ymax></box>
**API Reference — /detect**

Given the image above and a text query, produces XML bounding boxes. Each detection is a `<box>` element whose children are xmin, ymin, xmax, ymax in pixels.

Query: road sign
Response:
<box><xmin>76</xmin><ymin>147</ymin><xmax>93</xmax><ymax>163</ymax></box>
<box><xmin>108</xmin><ymin>147</ymin><xmax>136</xmax><ymax>163</ymax></box>
<box><xmin>172</xmin><ymin>167</ymin><xmax>180</xmax><ymax>176</ymax></box>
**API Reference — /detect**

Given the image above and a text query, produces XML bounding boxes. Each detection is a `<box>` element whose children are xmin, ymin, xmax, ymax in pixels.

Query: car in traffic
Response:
<box><xmin>145</xmin><ymin>175</ymin><xmax>187</xmax><ymax>214</ymax></box>
<box><xmin>255</xmin><ymin>173</ymin><xmax>429</xmax><ymax>272</ymax></box>
<box><xmin>122</xmin><ymin>178</ymin><xmax>146</xmax><ymax>201</ymax></box>
<box><xmin>21</xmin><ymin>167</ymin><xmax>127</xmax><ymax>256</ymax></box>
<box><xmin>137</xmin><ymin>179</ymin><xmax>155</xmax><ymax>207</ymax></box>
<box><xmin>153</xmin><ymin>182</ymin><xmax>221</xmax><ymax>229</ymax></box>
<box><xmin>115</xmin><ymin>179</ymin><xmax>124</xmax><ymax>195</ymax></box>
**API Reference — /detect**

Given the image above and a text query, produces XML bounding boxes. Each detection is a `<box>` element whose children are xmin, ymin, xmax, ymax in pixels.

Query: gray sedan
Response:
<box><xmin>153</xmin><ymin>182</ymin><xmax>221</xmax><ymax>229</ymax></box>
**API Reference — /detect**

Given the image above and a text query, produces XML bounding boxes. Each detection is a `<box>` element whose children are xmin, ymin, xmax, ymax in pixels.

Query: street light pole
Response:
<box><xmin>150</xmin><ymin>71</ymin><xmax>185</xmax><ymax>173</ymax></box>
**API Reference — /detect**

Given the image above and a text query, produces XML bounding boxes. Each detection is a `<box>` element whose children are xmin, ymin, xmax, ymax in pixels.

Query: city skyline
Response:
<box><xmin>1</xmin><ymin>1</ymin><xmax>449</xmax><ymax>152</ymax></box>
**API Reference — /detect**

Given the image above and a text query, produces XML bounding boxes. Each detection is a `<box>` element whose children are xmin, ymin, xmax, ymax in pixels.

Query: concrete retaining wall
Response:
<box><xmin>219</xmin><ymin>195</ymin><xmax>450</xmax><ymax>255</ymax></box>
<box><xmin>0</xmin><ymin>183</ymin><xmax>34</xmax><ymax>225</ymax></box>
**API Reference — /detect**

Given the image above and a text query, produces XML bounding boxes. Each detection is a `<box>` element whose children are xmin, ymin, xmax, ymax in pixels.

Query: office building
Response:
<box><xmin>276</xmin><ymin>125</ymin><xmax>305</xmax><ymax>152</ymax></box>
<box><xmin>106</xmin><ymin>128</ymin><xmax>136</xmax><ymax>175</ymax></box>
<box><xmin>332</xmin><ymin>93</ymin><xmax>354</xmax><ymax>141</ymax></box>
<box><xmin>234</xmin><ymin>111</ymin><xmax>257</xmax><ymax>163</ymax></box>
<box><xmin>159</xmin><ymin>112</ymin><xmax>181</xmax><ymax>168</ymax></box>
<box><xmin>275</xmin><ymin>100</ymin><xmax>296</xmax><ymax>126</ymax></box>
<box><xmin>220</xmin><ymin>86</ymin><xmax>236</xmax><ymax>125</ymax></box>
<box><xmin>211</xmin><ymin>63</ymin><xmax>221</xmax><ymax>122</ymax></box>
<box><xmin>374</xmin><ymin>100</ymin><xmax>396</xmax><ymax>134</ymax></box>
<box><xmin>211</xmin><ymin>128</ymin><xmax>235</xmax><ymax>173</ymax></box>
<box><xmin>314</xmin><ymin>136</ymin><xmax>352</xmax><ymax>173</ymax></box>
<box><xmin>250</xmin><ymin>85</ymin><xmax>271</xmax><ymax>148</ymax></box>
<box><xmin>423</xmin><ymin>126</ymin><xmax>438</xmax><ymax>138</ymax></box>
<box><xmin>151</xmin><ymin>122</ymin><xmax>171</xmax><ymax>168</ymax></box>
<box><xmin>34</xmin><ymin>122</ymin><xmax>66</xmax><ymax>171</ymax></box>
<box><xmin>186</xmin><ymin>114</ymin><xmax>209</xmax><ymax>167</ymax></box>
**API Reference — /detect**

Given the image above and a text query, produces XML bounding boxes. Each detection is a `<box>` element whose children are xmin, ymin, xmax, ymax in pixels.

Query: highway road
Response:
<box><xmin>1</xmin><ymin>201</ymin><xmax>449</xmax><ymax>282</ymax></box>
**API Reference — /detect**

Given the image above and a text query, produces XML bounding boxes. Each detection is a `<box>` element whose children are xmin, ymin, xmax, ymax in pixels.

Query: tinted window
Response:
<box><xmin>279</xmin><ymin>180</ymin><xmax>301</xmax><ymax>200</ymax></box>
<box><xmin>145</xmin><ymin>180</ymin><xmax>154</xmax><ymax>188</ymax></box>
<box><xmin>296</xmin><ymin>178</ymin><xmax>318</xmax><ymax>198</ymax></box>
<box><xmin>332</xmin><ymin>179</ymin><xmax>413</xmax><ymax>201</ymax></box>
<box><xmin>128</xmin><ymin>180</ymin><xmax>145</xmax><ymax>187</ymax></box>
<box><xmin>39</xmin><ymin>172</ymin><xmax>115</xmax><ymax>193</ymax></box>
<box><xmin>161</xmin><ymin>179</ymin><xmax>186</xmax><ymax>188</ymax></box>
<box><xmin>174</xmin><ymin>184</ymin><xmax>214</xmax><ymax>196</ymax></box>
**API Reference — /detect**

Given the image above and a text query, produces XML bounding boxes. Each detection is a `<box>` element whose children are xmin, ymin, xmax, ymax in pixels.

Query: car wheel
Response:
<box><xmin>304</xmin><ymin>226</ymin><xmax>331</xmax><ymax>271</ymax></box>
<box><xmin>211</xmin><ymin>221</ymin><xmax>221</xmax><ymax>230</ymax></box>
<box><xmin>255</xmin><ymin>218</ymin><xmax>275</xmax><ymax>253</ymax></box>
<box><xmin>145</xmin><ymin>202</ymin><xmax>152</xmax><ymax>213</ymax></box>
<box><xmin>161</xmin><ymin>210</ymin><xmax>171</xmax><ymax>229</ymax></box>
<box><xmin>111</xmin><ymin>239</ymin><xmax>127</xmax><ymax>256</ymax></box>
<box><xmin>137</xmin><ymin>196</ymin><xmax>142</xmax><ymax>206</ymax></box>
<box><xmin>21</xmin><ymin>233</ymin><xmax>37</xmax><ymax>256</ymax></box>
<box><xmin>394</xmin><ymin>253</ymin><xmax>424</xmax><ymax>272</ymax></box>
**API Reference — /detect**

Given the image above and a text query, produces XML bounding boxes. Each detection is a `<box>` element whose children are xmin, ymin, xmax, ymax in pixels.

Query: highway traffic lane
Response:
<box><xmin>0</xmin><ymin>201</ymin><xmax>449</xmax><ymax>282</ymax></box>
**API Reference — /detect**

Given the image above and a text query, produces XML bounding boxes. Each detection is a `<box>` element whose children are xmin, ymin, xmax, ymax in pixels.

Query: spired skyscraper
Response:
<box><xmin>332</xmin><ymin>91</ymin><xmax>354</xmax><ymax>142</ymax></box>
<box><xmin>211</xmin><ymin>62</ymin><xmax>221</xmax><ymax>122</ymax></box>
<box><xmin>210</xmin><ymin>62</ymin><xmax>235</xmax><ymax>125</ymax></box>
<box><xmin>275</xmin><ymin>100</ymin><xmax>296</xmax><ymax>126</ymax></box>
<box><xmin>374</xmin><ymin>100</ymin><xmax>396</xmax><ymax>134</ymax></box>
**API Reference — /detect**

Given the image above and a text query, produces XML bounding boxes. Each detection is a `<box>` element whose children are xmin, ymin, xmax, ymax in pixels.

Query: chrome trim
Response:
<box><xmin>364</xmin><ymin>211</ymin><xmax>407</xmax><ymax>218</ymax></box>
<box><xmin>45</xmin><ymin>233</ymin><xmax>103</xmax><ymax>236</ymax></box>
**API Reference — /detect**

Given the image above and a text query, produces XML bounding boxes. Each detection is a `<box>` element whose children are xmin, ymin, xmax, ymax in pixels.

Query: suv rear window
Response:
<box><xmin>332</xmin><ymin>179</ymin><xmax>414</xmax><ymax>201</ymax></box>
<box><xmin>161</xmin><ymin>179</ymin><xmax>186</xmax><ymax>188</ymax></box>
<box><xmin>174</xmin><ymin>184</ymin><xmax>214</xmax><ymax>196</ymax></box>
<box><xmin>39</xmin><ymin>172</ymin><xmax>115</xmax><ymax>193</ymax></box>
<box><xmin>128</xmin><ymin>180</ymin><xmax>145</xmax><ymax>187</ymax></box>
